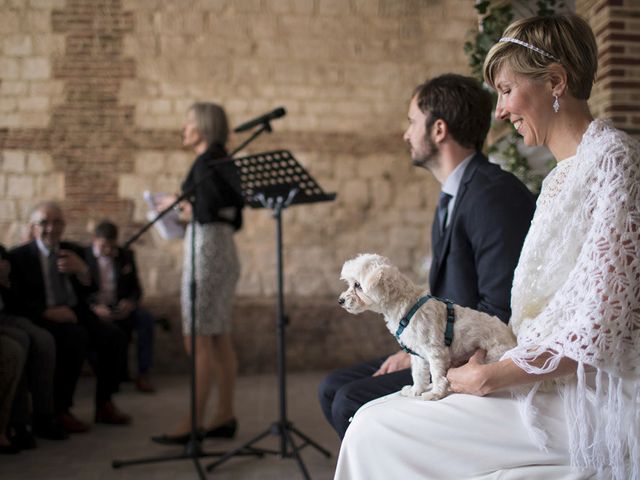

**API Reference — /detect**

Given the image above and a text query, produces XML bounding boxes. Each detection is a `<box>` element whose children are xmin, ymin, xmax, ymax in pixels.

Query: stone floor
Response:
<box><xmin>0</xmin><ymin>372</ymin><xmax>341</xmax><ymax>480</ymax></box>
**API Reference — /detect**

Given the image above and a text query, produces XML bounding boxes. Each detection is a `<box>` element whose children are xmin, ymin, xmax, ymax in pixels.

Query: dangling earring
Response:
<box><xmin>552</xmin><ymin>95</ymin><xmax>560</xmax><ymax>113</ymax></box>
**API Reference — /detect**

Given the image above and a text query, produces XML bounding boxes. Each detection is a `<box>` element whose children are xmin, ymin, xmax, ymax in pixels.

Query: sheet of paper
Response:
<box><xmin>143</xmin><ymin>191</ymin><xmax>185</xmax><ymax>240</ymax></box>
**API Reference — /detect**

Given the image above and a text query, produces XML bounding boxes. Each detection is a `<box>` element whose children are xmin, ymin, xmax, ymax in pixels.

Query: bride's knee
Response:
<box><xmin>342</xmin><ymin>406</ymin><xmax>380</xmax><ymax>445</ymax></box>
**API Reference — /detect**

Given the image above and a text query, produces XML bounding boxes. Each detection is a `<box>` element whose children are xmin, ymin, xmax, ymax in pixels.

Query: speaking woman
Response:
<box><xmin>153</xmin><ymin>102</ymin><xmax>243</xmax><ymax>444</ymax></box>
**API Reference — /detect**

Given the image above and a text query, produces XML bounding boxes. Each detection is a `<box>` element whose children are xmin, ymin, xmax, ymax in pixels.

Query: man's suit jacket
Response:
<box><xmin>83</xmin><ymin>246</ymin><xmax>142</xmax><ymax>306</ymax></box>
<box><xmin>7</xmin><ymin>240</ymin><xmax>96</xmax><ymax>323</ymax></box>
<box><xmin>0</xmin><ymin>245</ymin><xmax>10</xmax><ymax>310</ymax></box>
<box><xmin>429</xmin><ymin>153</ymin><xmax>536</xmax><ymax>323</ymax></box>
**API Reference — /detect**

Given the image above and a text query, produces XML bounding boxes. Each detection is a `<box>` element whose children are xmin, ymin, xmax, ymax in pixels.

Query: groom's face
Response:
<box><xmin>403</xmin><ymin>95</ymin><xmax>438</xmax><ymax>169</ymax></box>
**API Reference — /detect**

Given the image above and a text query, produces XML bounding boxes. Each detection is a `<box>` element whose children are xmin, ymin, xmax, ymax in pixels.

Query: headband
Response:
<box><xmin>499</xmin><ymin>37</ymin><xmax>560</xmax><ymax>62</ymax></box>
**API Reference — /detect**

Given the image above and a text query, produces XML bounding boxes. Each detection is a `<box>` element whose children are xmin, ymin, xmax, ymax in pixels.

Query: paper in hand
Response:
<box><xmin>143</xmin><ymin>191</ymin><xmax>185</xmax><ymax>240</ymax></box>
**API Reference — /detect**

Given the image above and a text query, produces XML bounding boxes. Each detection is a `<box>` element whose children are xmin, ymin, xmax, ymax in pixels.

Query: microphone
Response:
<box><xmin>233</xmin><ymin>107</ymin><xmax>286</xmax><ymax>133</ymax></box>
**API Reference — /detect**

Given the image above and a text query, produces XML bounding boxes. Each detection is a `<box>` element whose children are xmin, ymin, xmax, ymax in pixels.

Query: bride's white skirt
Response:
<box><xmin>334</xmin><ymin>390</ymin><xmax>598</xmax><ymax>480</ymax></box>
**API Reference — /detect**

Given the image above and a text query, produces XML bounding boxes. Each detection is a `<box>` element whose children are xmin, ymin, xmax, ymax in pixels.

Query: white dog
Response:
<box><xmin>339</xmin><ymin>253</ymin><xmax>517</xmax><ymax>401</ymax></box>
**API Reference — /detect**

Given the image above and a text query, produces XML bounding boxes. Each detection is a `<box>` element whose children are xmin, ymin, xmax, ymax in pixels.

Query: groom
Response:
<box><xmin>318</xmin><ymin>74</ymin><xmax>536</xmax><ymax>438</ymax></box>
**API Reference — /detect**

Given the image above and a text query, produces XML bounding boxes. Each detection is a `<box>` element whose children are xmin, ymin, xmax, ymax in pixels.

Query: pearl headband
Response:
<box><xmin>499</xmin><ymin>37</ymin><xmax>560</xmax><ymax>62</ymax></box>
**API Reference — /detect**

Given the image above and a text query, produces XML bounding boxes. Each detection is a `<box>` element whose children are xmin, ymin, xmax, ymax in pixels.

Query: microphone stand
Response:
<box><xmin>112</xmin><ymin>121</ymin><xmax>273</xmax><ymax>479</ymax></box>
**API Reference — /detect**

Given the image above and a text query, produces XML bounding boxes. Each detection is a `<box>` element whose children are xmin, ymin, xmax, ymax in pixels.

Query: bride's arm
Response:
<box><xmin>446</xmin><ymin>350</ymin><xmax>579</xmax><ymax>396</ymax></box>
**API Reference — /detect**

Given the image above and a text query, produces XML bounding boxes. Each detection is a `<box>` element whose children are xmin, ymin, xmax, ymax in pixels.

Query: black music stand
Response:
<box><xmin>206</xmin><ymin>150</ymin><xmax>335</xmax><ymax>479</ymax></box>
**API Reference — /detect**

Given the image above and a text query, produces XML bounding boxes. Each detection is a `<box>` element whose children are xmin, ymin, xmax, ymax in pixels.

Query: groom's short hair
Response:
<box><xmin>412</xmin><ymin>74</ymin><xmax>493</xmax><ymax>152</ymax></box>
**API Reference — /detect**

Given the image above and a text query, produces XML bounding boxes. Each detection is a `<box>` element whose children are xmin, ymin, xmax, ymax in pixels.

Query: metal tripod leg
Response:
<box><xmin>205</xmin><ymin>420</ymin><xmax>330</xmax><ymax>479</ymax></box>
<box><xmin>282</xmin><ymin>423</ymin><xmax>310</xmax><ymax>479</ymax></box>
<box><xmin>205</xmin><ymin>199</ymin><xmax>332</xmax><ymax>479</ymax></box>
<box><xmin>112</xmin><ymin>435</ymin><xmax>263</xmax><ymax>479</ymax></box>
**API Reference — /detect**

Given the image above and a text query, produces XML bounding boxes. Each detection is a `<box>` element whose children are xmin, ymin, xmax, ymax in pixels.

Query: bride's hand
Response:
<box><xmin>446</xmin><ymin>350</ymin><xmax>491</xmax><ymax>396</ymax></box>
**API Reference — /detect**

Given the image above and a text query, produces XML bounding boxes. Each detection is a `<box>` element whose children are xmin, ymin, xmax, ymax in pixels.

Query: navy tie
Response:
<box><xmin>437</xmin><ymin>192</ymin><xmax>452</xmax><ymax>233</ymax></box>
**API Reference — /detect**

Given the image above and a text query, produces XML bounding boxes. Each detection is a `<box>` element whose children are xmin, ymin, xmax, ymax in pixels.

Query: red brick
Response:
<box><xmin>605</xmin><ymin>104</ymin><xmax>640</xmax><ymax>112</ymax></box>
<box><xmin>609</xmin><ymin>81</ymin><xmax>640</xmax><ymax>89</ymax></box>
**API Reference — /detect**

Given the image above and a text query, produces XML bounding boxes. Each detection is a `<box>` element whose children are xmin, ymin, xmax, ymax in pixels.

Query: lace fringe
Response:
<box><xmin>515</xmin><ymin>382</ymin><xmax>548</xmax><ymax>451</ymax></box>
<box><xmin>504</xmin><ymin>349</ymin><xmax>639</xmax><ymax>480</ymax></box>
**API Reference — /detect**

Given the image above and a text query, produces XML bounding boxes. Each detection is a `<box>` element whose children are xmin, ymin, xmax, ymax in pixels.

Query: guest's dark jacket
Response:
<box><xmin>182</xmin><ymin>142</ymin><xmax>244</xmax><ymax>230</ymax></box>
<box><xmin>7</xmin><ymin>240</ymin><xmax>96</xmax><ymax>323</ymax></box>
<box><xmin>83</xmin><ymin>246</ymin><xmax>142</xmax><ymax>306</ymax></box>
<box><xmin>429</xmin><ymin>153</ymin><xmax>536</xmax><ymax>324</ymax></box>
<box><xmin>0</xmin><ymin>245</ymin><xmax>10</xmax><ymax>310</ymax></box>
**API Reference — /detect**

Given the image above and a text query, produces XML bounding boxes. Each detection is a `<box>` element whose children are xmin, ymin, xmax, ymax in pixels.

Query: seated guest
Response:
<box><xmin>0</xmin><ymin>332</ymin><xmax>25</xmax><ymax>454</ymax></box>
<box><xmin>84</xmin><ymin>220</ymin><xmax>156</xmax><ymax>393</ymax></box>
<box><xmin>8</xmin><ymin>202</ymin><xmax>132</xmax><ymax>432</ymax></box>
<box><xmin>0</xmin><ymin>245</ymin><xmax>67</xmax><ymax>448</ymax></box>
<box><xmin>0</xmin><ymin>325</ymin><xmax>36</xmax><ymax>451</ymax></box>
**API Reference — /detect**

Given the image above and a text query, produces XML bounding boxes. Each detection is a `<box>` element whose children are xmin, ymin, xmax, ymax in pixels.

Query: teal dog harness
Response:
<box><xmin>394</xmin><ymin>295</ymin><xmax>456</xmax><ymax>358</ymax></box>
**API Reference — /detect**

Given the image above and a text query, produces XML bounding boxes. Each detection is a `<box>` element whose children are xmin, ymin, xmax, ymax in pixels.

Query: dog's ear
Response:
<box><xmin>340</xmin><ymin>258</ymin><xmax>356</xmax><ymax>282</ymax></box>
<box><xmin>361</xmin><ymin>264</ymin><xmax>397</xmax><ymax>304</ymax></box>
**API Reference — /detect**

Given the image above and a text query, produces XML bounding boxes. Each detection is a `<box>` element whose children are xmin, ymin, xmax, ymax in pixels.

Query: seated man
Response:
<box><xmin>318</xmin><ymin>74</ymin><xmax>536</xmax><ymax>438</ymax></box>
<box><xmin>8</xmin><ymin>202</ymin><xmax>132</xmax><ymax>432</ymax></box>
<box><xmin>0</xmin><ymin>244</ymin><xmax>67</xmax><ymax>448</ymax></box>
<box><xmin>0</xmin><ymin>332</ymin><xmax>25</xmax><ymax>454</ymax></box>
<box><xmin>84</xmin><ymin>220</ymin><xmax>156</xmax><ymax>393</ymax></box>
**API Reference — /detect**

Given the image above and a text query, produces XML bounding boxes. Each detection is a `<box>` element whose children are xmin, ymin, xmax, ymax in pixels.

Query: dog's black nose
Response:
<box><xmin>338</xmin><ymin>297</ymin><xmax>345</xmax><ymax>305</ymax></box>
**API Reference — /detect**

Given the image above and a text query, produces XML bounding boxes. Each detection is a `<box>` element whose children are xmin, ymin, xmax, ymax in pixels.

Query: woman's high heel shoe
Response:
<box><xmin>203</xmin><ymin>418</ymin><xmax>237</xmax><ymax>439</ymax></box>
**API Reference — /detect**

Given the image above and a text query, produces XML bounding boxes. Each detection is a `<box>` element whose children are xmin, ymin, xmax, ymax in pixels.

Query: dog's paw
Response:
<box><xmin>400</xmin><ymin>385</ymin><xmax>414</xmax><ymax>397</ymax></box>
<box><xmin>401</xmin><ymin>384</ymin><xmax>431</xmax><ymax>397</ymax></box>
<box><xmin>419</xmin><ymin>389</ymin><xmax>447</xmax><ymax>401</ymax></box>
<box><xmin>400</xmin><ymin>385</ymin><xmax>421</xmax><ymax>397</ymax></box>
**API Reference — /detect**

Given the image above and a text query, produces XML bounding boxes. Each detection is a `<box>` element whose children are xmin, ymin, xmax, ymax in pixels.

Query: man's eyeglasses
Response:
<box><xmin>33</xmin><ymin>219</ymin><xmax>64</xmax><ymax>228</ymax></box>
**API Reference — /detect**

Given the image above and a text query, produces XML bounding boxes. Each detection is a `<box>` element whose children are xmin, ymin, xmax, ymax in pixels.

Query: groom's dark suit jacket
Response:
<box><xmin>429</xmin><ymin>153</ymin><xmax>536</xmax><ymax>323</ymax></box>
<box><xmin>319</xmin><ymin>152</ymin><xmax>536</xmax><ymax>439</ymax></box>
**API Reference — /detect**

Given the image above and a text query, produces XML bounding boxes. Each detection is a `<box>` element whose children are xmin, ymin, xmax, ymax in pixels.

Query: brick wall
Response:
<box><xmin>576</xmin><ymin>0</ymin><xmax>640</xmax><ymax>137</ymax></box>
<box><xmin>1</xmin><ymin>0</ymin><xmax>477</xmax><ymax>372</ymax></box>
<box><xmin>3</xmin><ymin>1</ymin><xmax>636</xmax><ymax>373</ymax></box>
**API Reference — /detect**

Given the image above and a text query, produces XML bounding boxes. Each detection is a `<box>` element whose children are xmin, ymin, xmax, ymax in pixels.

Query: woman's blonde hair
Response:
<box><xmin>189</xmin><ymin>102</ymin><xmax>229</xmax><ymax>147</ymax></box>
<box><xmin>483</xmin><ymin>14</ymin><xmax>597</xmax><ymax>100</ymax></box>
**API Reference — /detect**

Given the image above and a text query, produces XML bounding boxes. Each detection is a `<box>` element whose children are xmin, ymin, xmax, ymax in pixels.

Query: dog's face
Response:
<box><xmin>338</xmin><ymin>253</ymin><xmax>397</xmax><ymax>314</ymax></box>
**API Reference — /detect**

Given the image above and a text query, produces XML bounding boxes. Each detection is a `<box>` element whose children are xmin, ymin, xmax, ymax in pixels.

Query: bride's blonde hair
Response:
<box><xmin>484</xmin><ymin>14</ymin><xmax>597</xmax><ymax>100</ymax></box>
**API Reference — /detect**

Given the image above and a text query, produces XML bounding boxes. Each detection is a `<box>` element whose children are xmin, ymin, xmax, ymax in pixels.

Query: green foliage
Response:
<box><xmin>464</xmin><ymin>0</ymin><xmax>561</xmax><ymax>194</ymax></box>
<box><xmin>464</xmin><ymin>1</ymin><xmax>513</xmax><ymax>83</ymax></box>
<box><xmin>486</xmin><ymin>139</ymin><xmax>546</xmax><ymax>194</ymax></box>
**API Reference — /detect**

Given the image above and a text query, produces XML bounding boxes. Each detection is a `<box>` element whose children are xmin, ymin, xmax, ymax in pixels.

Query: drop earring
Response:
<box><xmin>553</xmin><ymin>95</ymin><xmax>560</xmax><ymax>113</ymax></box>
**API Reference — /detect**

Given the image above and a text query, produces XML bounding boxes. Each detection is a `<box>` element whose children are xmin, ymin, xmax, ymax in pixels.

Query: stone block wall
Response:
<box><xmin>1</xmin><ymin>0</ymin><xmax>474</xmax><ymax>372</ymax></box>
<box><xmin>1</xmin><ymin>0</ymin><xmax>637</xmax><ymax>373</ymax></box>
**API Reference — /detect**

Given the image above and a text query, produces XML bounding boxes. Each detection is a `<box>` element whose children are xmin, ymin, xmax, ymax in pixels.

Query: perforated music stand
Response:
<box><xmin>207</xmin><ymin>150</ymin><xmax>335</xmax><ymax>479</ymax></box>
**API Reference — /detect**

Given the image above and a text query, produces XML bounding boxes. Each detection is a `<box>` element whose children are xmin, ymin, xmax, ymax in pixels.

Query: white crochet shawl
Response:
<box><xmin>504</xmin><ymin>119</ymin><xmax>640</xmax><ymax>480</ymax></box>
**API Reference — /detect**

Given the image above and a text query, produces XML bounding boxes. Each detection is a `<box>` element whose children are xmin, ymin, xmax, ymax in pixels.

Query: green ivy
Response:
<box><xmin>464</xmin><ymin>0</ymin><xmax>561</xmax><ymax>193</ymax></box>
<box><xmin>464</xmin><ymin>1</ymin><xmax>513</xmax><ymax>82</ymax></box>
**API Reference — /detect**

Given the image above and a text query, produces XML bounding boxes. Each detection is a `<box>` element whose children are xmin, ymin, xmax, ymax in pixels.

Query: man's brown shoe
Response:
<box><xmin>57</xmin><ymin>412</ymin><xmax>89</xmax><ymax>434</ymax></box>
<box><xmin>135</xmin><ymin>376</ymin><xmax>156</xmax><ymax>394</ymax></box>
<box><xmin>95</xmin><ymin>402</ymin><xmax>132</xmax><ymax>425</ymax></box>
